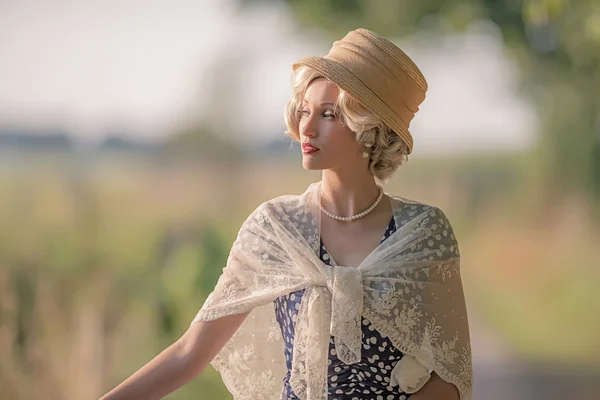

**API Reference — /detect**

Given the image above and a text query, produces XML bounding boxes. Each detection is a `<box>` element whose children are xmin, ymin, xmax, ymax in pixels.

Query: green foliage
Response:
<box><xmin>0</xmin><ymin>163</ymin><xmax>236</xmax><ymax>399</ymax></box>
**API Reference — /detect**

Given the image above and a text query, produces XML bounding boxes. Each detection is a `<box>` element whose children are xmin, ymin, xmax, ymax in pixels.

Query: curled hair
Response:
<box><xmin>284</xmin><ymin>66</ymin><xmax>410</xmax><ymax>183</ymax></box>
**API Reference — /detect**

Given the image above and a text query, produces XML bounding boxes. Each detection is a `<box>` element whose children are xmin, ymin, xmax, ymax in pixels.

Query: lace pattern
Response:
<box><xmin>276</xmin><ymin>218</ymin><xmax>416</xmax><ymax>399</ymax></box>
<box><xmin>192</xmin><ymin>182</ymin><xmax>472</xmax><ymax>399</ymax></box>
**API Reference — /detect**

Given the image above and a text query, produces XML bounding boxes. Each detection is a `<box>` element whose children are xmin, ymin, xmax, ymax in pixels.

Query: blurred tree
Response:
<box><xmin>240</xmin><ymin>0</ymin><xmax>600</xmax><ymax>213</ymax></box>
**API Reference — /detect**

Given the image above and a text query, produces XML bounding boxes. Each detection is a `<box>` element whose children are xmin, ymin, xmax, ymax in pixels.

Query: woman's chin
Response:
<box><xmin>301</xmin><ymin>157</ymin><xmax>324</xmax><ymax>171</ymax></box>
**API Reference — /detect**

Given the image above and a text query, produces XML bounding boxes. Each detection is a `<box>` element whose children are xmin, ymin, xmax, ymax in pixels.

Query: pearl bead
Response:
<box><xmin>319</xmin><ymin>186</ymin><xmax>383</xmax><ymax>222</ymax></box>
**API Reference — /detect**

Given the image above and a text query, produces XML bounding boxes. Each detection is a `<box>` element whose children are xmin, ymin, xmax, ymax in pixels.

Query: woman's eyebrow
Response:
<box><xmin>301</xmin><ymin>100</ymin><xmax>335</xmax><ymax>107</ymax></box>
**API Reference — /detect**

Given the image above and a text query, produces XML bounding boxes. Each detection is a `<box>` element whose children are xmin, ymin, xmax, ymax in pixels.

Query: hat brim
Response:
<box><xmin>293</xmin><ymin>55</ymin><xmax>413</xmax><ymax>153</ymax></box>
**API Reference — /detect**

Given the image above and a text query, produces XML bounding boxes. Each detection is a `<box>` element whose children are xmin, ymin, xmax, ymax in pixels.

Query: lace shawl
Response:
<box><xmin>192</xmin><ymin>182</ymin><xmax>472</xmax><ymax>399</ymax></box>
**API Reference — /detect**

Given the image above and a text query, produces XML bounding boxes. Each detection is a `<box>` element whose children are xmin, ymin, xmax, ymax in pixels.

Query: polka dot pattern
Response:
<box><xmin>274</xmin><ymin>217</ymin><xmax>412</xmax><ymax>399</ymax></box>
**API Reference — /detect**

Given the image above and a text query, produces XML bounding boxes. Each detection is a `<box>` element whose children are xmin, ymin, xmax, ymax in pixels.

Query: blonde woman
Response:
<box><xmin>101</xmin><ymin>28</ymin><xmax>472</xmax><ymax>400</ymax></box>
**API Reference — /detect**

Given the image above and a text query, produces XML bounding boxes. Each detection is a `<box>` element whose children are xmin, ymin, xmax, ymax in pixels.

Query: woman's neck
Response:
<box><xmin>320</xmin><ymin>169</ymin><xmax>381</xmax><ymax>217</ymax></box>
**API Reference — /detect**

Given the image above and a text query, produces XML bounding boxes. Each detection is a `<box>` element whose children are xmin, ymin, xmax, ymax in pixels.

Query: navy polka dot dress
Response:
<box><xmin>274</xmin><ymin>217</ymin><xmax>412</xmax><ymax>399</ymax></box>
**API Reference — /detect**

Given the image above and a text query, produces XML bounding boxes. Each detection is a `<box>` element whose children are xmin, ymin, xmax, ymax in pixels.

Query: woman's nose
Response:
<box><xmin>299</xmin><ymin>114</ymin><xmax>318</xmax><ymax>138</ymax></box>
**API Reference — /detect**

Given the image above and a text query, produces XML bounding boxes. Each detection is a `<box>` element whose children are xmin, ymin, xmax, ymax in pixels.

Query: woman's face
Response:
<box><xmin>298</xmin><ymin>78</ymin><xmax>365</xmax><ymax>173</ymax></box>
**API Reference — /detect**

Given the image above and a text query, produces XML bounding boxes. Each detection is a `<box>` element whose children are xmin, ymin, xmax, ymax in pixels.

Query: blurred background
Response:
<box><xmin>1</xmin><ymin>0</ymin><xmax>599</xmax><ymax>399</ymax></box>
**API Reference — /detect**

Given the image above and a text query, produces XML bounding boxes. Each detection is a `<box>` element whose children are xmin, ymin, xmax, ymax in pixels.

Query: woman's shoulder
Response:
<box><xmin>248</xmin><ymin>193</ymin><xmax>306</xmax><ymax>219</ymax></box>
<box><xmin>388</xmin><ymin>193</ymin><xmax>460</xmax><ymax>253</ymax></box>
<box><xmin>257</xmin><ymin>182</ymin><xmax>319</xmax><ymax>214</ymax></box>
<box><xmin>387</xmin><ymin>193</ymin><xmax>453</xmax><ymax>224</ymax></box>
<box><xmin>388</xmin><ymin>192</ymin><xmax>437</xmax><ymax>212</ymax></box>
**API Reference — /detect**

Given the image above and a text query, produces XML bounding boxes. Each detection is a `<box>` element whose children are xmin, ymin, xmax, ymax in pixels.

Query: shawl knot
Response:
<box><xmin>293</xmin><ymin>264</ymin><xmax>365</xmax><ymax>397</ymax></box>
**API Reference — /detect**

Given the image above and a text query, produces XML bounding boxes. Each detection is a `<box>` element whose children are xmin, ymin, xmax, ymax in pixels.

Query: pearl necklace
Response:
<box><xmin>319</xmin><ymin>186</ymin><xmax>384</xmax><ymax>222</ymax></box>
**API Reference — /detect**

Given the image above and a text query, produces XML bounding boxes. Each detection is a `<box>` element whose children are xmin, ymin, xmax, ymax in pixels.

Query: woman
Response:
<box><xmin>101</xmin><ymin>28</ymin><xmax>472</xmax><ymax>400</ymax></box>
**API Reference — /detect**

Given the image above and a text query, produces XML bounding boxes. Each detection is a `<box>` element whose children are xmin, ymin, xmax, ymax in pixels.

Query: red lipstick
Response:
<box><xmin>302</xmin><ymin>143</ymin><xmax>320</xmax><ymax>154</ymax></box>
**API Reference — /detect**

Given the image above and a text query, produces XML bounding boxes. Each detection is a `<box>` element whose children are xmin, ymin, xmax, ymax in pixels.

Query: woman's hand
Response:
<box><xmin>410</xmin><ymin>371</ymin><xmax>460</xmax><ymax>400</ymax></box>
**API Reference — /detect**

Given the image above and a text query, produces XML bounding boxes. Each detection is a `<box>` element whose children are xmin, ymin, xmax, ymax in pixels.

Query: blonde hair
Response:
<box><xmin>284</xmin><ymin>66</ymin><xmax>410</xmax><ymax>183</ymax></box>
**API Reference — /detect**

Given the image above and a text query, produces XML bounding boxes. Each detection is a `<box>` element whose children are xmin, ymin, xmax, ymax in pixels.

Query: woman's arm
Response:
<box><xmin>100</xmin><ymin>311</ymin><xmax>250</xmax><ymax>400</ymax></box>
<box><xmin>410</xmin><ymin>372</ymin><xmax>460</xmax><ymax>400</ymax></box>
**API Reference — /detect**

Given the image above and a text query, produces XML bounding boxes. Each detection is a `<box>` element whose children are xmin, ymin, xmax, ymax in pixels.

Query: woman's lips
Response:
<box><xmin>302</xmin><ymin>143</ymin><xmax>320</xmax><ymax>154</ymax></box>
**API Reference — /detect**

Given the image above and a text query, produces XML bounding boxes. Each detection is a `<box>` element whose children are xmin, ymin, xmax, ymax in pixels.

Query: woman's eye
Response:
<box><xmin>298</xmin><ymin>109</ymin><xmax>335</xmax><ymax>119</ymax></box>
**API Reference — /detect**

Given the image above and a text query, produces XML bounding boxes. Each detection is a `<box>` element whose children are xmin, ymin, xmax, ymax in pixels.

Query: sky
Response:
<box><xmin>0</xmin><ymin>0</ymin><xmax>538</xmax><ymax>155</ymax></box>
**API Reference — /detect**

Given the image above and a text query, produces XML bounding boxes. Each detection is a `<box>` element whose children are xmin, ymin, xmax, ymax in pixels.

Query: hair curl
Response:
<box><xmin>284</xmin><ymin>66</ymin><xmax>410</xmax><ymax>183</ymax></box>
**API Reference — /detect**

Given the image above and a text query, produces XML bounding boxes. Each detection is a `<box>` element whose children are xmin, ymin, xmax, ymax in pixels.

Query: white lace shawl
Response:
<box><xmin>192</xmin><ymin>182</ymin><xmax>472</xmax><ymax>399</ymax></box>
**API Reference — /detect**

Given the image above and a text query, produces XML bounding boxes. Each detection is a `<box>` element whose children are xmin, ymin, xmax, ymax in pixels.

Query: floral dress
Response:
<box><xmin>273</xmin><ymin>217</ymin><xmax>412</xmax><ymax>399</ymax></box>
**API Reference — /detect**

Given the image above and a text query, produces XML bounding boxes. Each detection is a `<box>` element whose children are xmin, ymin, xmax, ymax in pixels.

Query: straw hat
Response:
<box><xmin>292</xmin><ymin>28</ymin><xmax>427</xmax><ymax>154</ymax></box>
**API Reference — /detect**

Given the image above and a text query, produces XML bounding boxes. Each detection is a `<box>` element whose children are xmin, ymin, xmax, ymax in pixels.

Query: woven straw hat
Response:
<box><xmin>292</xmin><ymin>28</ymin><xmax>427</xmax><ymax>154</ymax></box>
